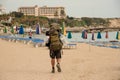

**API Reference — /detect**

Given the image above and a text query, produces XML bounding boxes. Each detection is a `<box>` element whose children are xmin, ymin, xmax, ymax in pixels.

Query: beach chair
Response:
<box><xmin>33</xmin><ymin>41</ymin><xmax>45</xmax><ymax>48</ymax></box>
<box><xmin>32</xmin><ymin>38</ymin><xmax>45</xmax><ymax>48</ymax></box>
<box><xmin>60</xmin><ymin>35</ymin><xmax>77</xmax><ymax>49</ymax></box>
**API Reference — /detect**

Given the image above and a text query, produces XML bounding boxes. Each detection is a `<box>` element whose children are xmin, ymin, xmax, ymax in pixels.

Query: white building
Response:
<box><xmin>18</xmin><ymin>5</ymin><xmax>66</xmax><ymax>19</ymax></box>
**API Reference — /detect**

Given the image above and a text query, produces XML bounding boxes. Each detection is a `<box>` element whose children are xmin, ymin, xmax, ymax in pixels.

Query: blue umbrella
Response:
<box><xmin>81</xmin><ymin>30</ymin><xmax>87</xmax><ymax>39</ymax></box>
<box><xmin>81</xmin><ymin>30</ymin><xmax>85</xmax><ymax>39</ymax></box>
<box><xmin>19</xmin><ymin>25</ymin><xmax>24</xmax><ymax>34</ymax></box>
<box><xmin>36</xmin><ymin>23</ymin><xmax>41</xmax><ymax>34</ymax></box>
<box><xmin>67</xmin><ymin>31</ymin><xmax>72</xmax><ymax>39</ymax></box>
<box><xmin>97</xmin><ymin>31</ymin><xmax>102</xmax><ymax>39</ymax></box>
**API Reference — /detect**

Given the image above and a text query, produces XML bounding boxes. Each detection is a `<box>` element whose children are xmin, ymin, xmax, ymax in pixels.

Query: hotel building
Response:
<box><xmin>18</xmin><ymin>5</ymin><xmax>66</xmax><ymax>19</ymax></box>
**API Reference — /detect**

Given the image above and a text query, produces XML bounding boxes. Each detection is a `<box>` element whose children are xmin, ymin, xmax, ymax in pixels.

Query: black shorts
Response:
<box><xmin>50</xmin><ymin>50</ymin><xmax>61</xmax><ymax>59</ymax></box>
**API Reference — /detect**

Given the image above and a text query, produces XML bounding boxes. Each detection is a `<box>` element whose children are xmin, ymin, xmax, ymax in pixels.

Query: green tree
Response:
<box><xmin>81</xmin><ymin>17</ymin><xmax>92</xmax><ymax>26</ymax></box>
<box><xmin>11</xmin><ymin>11</ymin><xmax>24</xmax><ymax>18</ymax></box>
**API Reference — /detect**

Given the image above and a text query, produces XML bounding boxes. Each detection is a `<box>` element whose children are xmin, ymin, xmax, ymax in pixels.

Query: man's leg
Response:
<box><xmin>56</xmin><ymin>58</ymin><xmax>61</xmax><ymax>72</ymax></box>
<box><xmin>51</xmin><ymin>58</ymin><xmax>55</xmax><ymax>73</ymax></box>
<box><xmin>56</xmin><ymin>50</ymin><xmax>62</xmax><ymax>72</ymax></box>
<box><xmin>50</xmin><ymin>50</ymin><xmax>56</xmax><ymax>73</ymax></box>
<box><xmin>51</xmin><ymin>58</ymin><xmax>55</xmax><ymax>68</ymax></box>
<box><xmin>56</xmin><ymin>58</ymin><xmax>61</xmax><ymax>64</ymax></box>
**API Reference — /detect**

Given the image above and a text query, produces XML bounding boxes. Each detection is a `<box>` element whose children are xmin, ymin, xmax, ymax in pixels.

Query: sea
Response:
<box><xmin>66</xmin><ymin>31</ymin><xmax>118</xmax><ymax>42</ymax></box>
<box><xmin>64</xmin><ymin>31</ymin><xmax>120</xmax><ymax>49</ymax></box>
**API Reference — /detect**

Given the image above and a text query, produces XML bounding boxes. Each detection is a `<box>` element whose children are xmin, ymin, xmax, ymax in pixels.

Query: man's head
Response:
<box><xmin>45</xmin><ymin>23</ymin><xmax>62</xmax><ymax>36</ymax></box>
<box><xmin>50</xmin><ymin>23</ymin><xmax>60</xmax><ymax>31</ymax></box>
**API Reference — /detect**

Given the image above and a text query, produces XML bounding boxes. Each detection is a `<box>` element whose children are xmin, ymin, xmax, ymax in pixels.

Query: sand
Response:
<box><xmin>0</xmin><ymin>38</ymin><xmax>120</xmax><ymax>80</ymax></box>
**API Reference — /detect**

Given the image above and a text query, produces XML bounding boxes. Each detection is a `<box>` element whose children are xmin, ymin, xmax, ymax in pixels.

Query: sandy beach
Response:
<box><xmin>0</xmin><ymin>38</ymin><xmax>120</xmax><ymax>80</ymax></box>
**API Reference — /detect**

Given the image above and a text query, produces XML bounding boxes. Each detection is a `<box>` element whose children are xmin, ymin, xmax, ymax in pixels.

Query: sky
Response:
<box><xmin>0</xmin><ymin>0</ymin><xmax>120</xmax><ymax>18</ymax></box>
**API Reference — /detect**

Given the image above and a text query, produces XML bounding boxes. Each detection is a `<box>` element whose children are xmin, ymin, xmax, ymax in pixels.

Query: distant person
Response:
<box><xmin>46</xmin><ymin>23</ymin><xmax>63</xmax><ymax>73</ymax></box>
<box><xmin>29</xmin><ymin>30</ymin><xmax>32</xmax><ymax>39</ymax></box>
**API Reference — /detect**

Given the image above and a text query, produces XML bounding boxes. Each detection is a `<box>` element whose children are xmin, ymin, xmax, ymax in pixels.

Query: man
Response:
<box><xmin>46</xmin><ymin>23</ymin><xmax>63</xmax><ymax>73</ymax></box>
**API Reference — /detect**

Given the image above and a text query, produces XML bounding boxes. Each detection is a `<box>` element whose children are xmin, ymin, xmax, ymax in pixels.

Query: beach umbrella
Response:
<box><xmin>116</xmin><ymin>31</ymin><xmax>120</xmax><ymax>40</ymax></box>
<box><xmin>36</xmin><ymin>23</ymin><xmax>41</xmax><ymax>34</ymax></box>
<box><xmin>11</xmin><ymin>26</ymin><xmax>14</xmax><ymax>34</ymax></box>
<box><xmin>16</xmin><ymin>26</ymin><xmax>18</xmax><ymax>31</ymax></box>
<box><xmin>118</xmin><ymin>32</ymin><xmax>120</xmax><ymax>40</ymax></box>
<box><xmin>15</xmin><ymin>26</ymin><xmax>18</xmax><ymax>34</ymax></box>
<box><xmin>19</xmin><ymin>24</ymin><xmax>24</xmax><ymax>34</ymax></box>
<box><xmin>62</xmin><ymin>22</ymin><xmax>66</xmax><ymax>36</ymax></box>
<box><xmin>67</xmin><ymin>31</ymin><xmax>72</xmax><ymax>39</ymax></box>
<box><xmin>3</xmin><ymin>27</ymin><xmax>7</xmax><ymax>33</ymax></box>
<box><xmin>105</xmin><ymin>31</ymin><xmax>108</xmax><ymax>39</ymax></box>
<box><xmin>91</xmin><ymin>32</ymin><xmax>95</xmax><ymax>40</ymax></box>
<box><xmin>84</xmin><ymin>30</ymin><xmax>87</xmax><ymax>39</ymax></box>
<box><xmin>81</xmin><ymin>30</ymin><xmax>85</xmax><ymax>39</ymax></box>
<box><xmin>116</xmin><ymin>31</ymin><xmax>119</xmax><ymax>40</ymax></box>
<box><xmin>81</xmin><ymin>30</ymin><xmax>87</xmax><ymax>39</ymax></box>
<box><xmin>97</xmin><ymin>31</ymin><xmax>102</xmax><ymax>39</ymax></box>
<box><xmin>16</xmin><ymin>26</ymin><xmax>17</xmax><ymax>31</ymax></box>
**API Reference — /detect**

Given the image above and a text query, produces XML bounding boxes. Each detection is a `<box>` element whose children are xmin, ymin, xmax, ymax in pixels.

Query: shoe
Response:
<box><xmin>51</xmin><ymin>68</ymin><xmax>55</xmax><ymax>73</ymax></box>
<box><xmin>56</xmin><ymin>64</ymin><xmax>61</xmax><ymax>72</ymax></box>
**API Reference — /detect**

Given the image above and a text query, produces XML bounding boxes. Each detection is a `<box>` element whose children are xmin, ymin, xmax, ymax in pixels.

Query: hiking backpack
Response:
<box><xmin>49</xmin><ymin>25</ymin><xmax>63</xmax><ymax>51</ymax></box>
